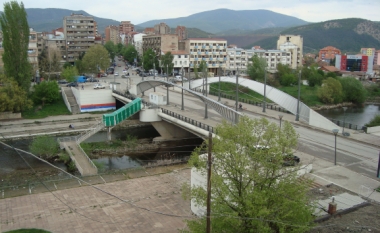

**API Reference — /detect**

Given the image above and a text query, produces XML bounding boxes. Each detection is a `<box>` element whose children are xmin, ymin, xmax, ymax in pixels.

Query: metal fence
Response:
<box><xmin>326</xmin><ymin>118</ymin><xmax>366</xmax><ymax>131</ymax></box>
<box><xmin>160</xmin><ymin>108</ymin><xmax>216</xmax><ymax>134</ymax></box>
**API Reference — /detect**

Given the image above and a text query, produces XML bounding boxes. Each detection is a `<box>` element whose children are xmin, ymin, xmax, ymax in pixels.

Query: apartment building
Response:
<box><xmin>119</xmin><ymin>21</ymin><xmax>134</xmax><ymax>34</ymax></box>
<box><xmin>42</xmin><ymin>30</ymin><xmax>67</xmax><ymax>64</ymax></box>
<box><xmin>105</xmin><ymin>25</ymin><xmax>119</xmax><ymax>44</ymax></box>
<box><xmin>175</xmin><ymin>26</ymin><xmax>188</xmax><ymax>41</ymax></box>
<box><xmin>226</xmin><ymin>47</ymin><xmax>291</xmax><ymax>72</ymax></box>
<box><xmin>319</xmin><ymin>46</ymin><xmax>341</xmax><ymax>62</ymax></box>
<box><xmin>144</xmin><ymin>28</ymin><xmax>155</xmax><ymax>35</ymax></box>
<box><xmin>142</xmin><ymin>34</ymin><xmax>178</xmax><ymax>55</ymax></box>
<box><xmin>28</xmin><ymin>28</ymin><xmax>39</xmax><ymax>71</ymax></box>
<box><xmin>63</xmin><ymin>14</ymin><xmax>95</xmax><ymax>63</ymax></box>
<box><xmin>162</xmin><ymin>50</ymin><xmax>189</xmax><ymax>73</ymax></box>
<box><xmin>277</xmin><ymin>35</ymin><xmax>303</xmax><ymax>69</ymax></box>
<box><xmin>374</xmin><ymin>50</ymin><xmax>380</xmax><ymax>66</ymax></box>
<box><xmin>361</xmin><ymin>48</ymin><xmax>376</xmax><ymax>56</ymax></box>
<box><xmin>185</xmin><ymin>38</ymin><xmax>227</xmax><ymax>75</ymax></box>
<box><xmin>133</xmin><ymin>33</ymin><xmax>146</xmax><ymax>56</ymax></box>
<box><xmin>154</xmin><ymin>23</ymin><xmax>171</xmax><ymax>35</ymax></box>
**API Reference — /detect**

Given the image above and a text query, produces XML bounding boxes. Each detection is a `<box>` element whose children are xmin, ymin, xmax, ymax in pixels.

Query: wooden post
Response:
<box><xmin>207</xmin><ymin>132</ymin><xmax>212</xmax><ymax>233</ymax></box>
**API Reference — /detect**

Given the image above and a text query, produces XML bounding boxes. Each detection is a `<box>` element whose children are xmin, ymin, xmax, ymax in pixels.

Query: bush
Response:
<box><xmin>317</xmin><ymin>77</ymin><xmax>343</xmax><ymax>104</ymax></box>
<box><xmin>32</xmin><ymin>81</ymin><xmax>60</xmax><ymax>105</ymax></box>
<box><xmin>339</xmin><ymin>77</ymin><xmax>366</xmax><ymax>104</ymax></box>
<box><xmin>280</xmin><ymin>73</ymin><xmax>297</xmax><ymax>86</ymax></box>
<box><xmin>326</xmin><ymin>72</ymin><xmax>337</xmax><ymax>79</ymax></box>
<box><xmin>29</xmin><ymin>136</ymin><xmax>59</xmax><ymax>160</ymax></box>
<box><xmin>92</xmin><ymin>160</ymin><xmax>106</xmax><ymax>170</ymax></box>
<box><xmin>365</xmin><ymin>115</ymin><xmax>380</xmax><ymax>127</ymax></box>
<box><xmin>308</xmin><ymin>73</ymin><xmax>323</xmax><ymax>87</ymax></box>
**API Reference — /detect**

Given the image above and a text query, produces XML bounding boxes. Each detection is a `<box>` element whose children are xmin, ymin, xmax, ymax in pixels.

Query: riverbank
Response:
<box><xmin>311</xmin><ymin>102</ymin><xmax>356</xmax><ymax>111</ymax></box>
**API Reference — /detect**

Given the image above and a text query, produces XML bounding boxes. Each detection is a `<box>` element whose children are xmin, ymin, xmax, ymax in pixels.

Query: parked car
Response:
<box><xmin>93</xmin><ymin>83</ymin><xmax>105</xmax><ymax>89</ymax></box>
<box><xmin>118</xmin><ymin>64</ymin><xmax>121</xmax><ymax>67</ymax></box>
<box><xmin>66</xmin><ymin>82</ymin><xmax>78</xmax><ymax>87</ymax></box>
<box><xmin>101</xmin><ymin>73</ymin><xmax>107</xmax><ymax>77</ymax></box>
<box><xmin>114</xmin><ymin>72</ymin><xmax>119</xmax><ymax>76</ymax></box>
<box><xmin>88</xmin><ymin>78</ymin><xmax>99</xmax><ymax>82</ymax></box>
<box><xmin>58</xmin><ymin>80</ymin><xmax>68</xmax><ymax>84</ymax></box>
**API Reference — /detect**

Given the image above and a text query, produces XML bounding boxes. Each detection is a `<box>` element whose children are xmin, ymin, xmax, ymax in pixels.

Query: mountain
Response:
<box><xmin>23</xmin><ymin>8</ymin><xmax>120</xmax><ymax>35</ymax></box>
<box><xmin>137</xmin><ymin>9</ymin><xmax>308</xmax><ymax>34</ymax></box>
<box><xmin>168</xmin><ymin>27</ymin><xmax>213</xmax><ymax>38</ymax></box>
<box><xmin>216</xmin><ymin>27</ymin><xmax>287</xmax><ymax>36</ymax></box>
<box><xmin>244</xmin><ymin>18</ymin><xmax>380</xmax><ymax>53</ymax></box>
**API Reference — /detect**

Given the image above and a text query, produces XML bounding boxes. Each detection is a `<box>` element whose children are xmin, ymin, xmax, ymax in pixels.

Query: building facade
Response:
<box><xmin>185</xmin><ymin>38</ymin><xmax>227</xmax><ymax>74</ymax></box>
<box><xmin>42</xmin><ymin>30</ymin><xmax>67</xmax><ymax>64</ymax></box>
<box><xmin>28</xmin><ymin>28</ymin><xmax>39</xmax><ymax>72</ymax></box>
<box><xmin>142</xmin><ymin>34</ymin><xmax>178</xmax><ymax>55</ymax></box>
<box><xmin>105</xmin><ymin>25</ymin><xmax>119</xmax><ymax>44</ymax></box>
<box><xmin>175</xmin><ymin>26</ymin><xmax>188</xmax><ymax>41</ymax></box>
<box><xmin>361</xmin><ymin>48</ymin><xmax>376</xmax><ymax>57</ymax></box>
<box><xmin>133</xmin><ymin>33</ymin><xmax>146</xmax><ymax>56</ymax></box>
<box><xmin>63</xmin><ymin>14</ymin><xmax>95</xmax><ymax>63</ymax></box>
<box><xmin>277</xmin><ymin>35</ymin><xmax>303</xmax><ymax>69</ymax></box>
<box><xmin>374</xmin><ymin>50</ymin><xmax>380</xmax><ymax>66</ymax></box>
<box><xmin>319</xmin><ymin>46</ymin><xmax>341</xmax><ymax>62</ymax></box>
<box><xmin>154</xmin><ymin>23</ymin><xmax>171</xmax><ymax>35</ymax></box>
<box><xmin>226</xmin><ymin>47</ymin><xmax>291</xmax><ymax>72</ymax></box>
<box><xmin>335</xmin><ymin>54</ymin><xmax>374</xmax><ymax>73</ymax></box>
<box><xmin>119</xmin><ymin>21</ymin><xmax>134</xmax><ymax>34</ymax></box>
<box><xmin>162</xmin><ymin>50</ymin><xmax>189</xmax><ymax>73</ymax></box>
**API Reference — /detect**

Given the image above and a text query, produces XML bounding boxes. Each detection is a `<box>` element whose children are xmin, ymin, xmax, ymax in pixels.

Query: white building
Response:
<box><xmin>226</xmin><ymin>47</ymin><xmax>292</xmax><ymax>72</ymax></box>
<box><xmin>162</xmin><ymin>50</ymin><xmax>190</xmax><ymax>73</ymax></box>
<box><xmin>277</xmin><ymin>35</ymin><xmax>303</xmax><ymax>69</ymax></box>
<box><xmin>133</xmin><ymin>33</ymin><xmax>146</xmax><ymax>56</ymax></box>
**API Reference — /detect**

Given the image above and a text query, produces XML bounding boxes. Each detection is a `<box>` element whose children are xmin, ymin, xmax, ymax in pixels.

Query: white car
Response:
<box><xmin>175</xmin><ymin>76</ymin><xmax>188</xmax><ymax>81</ymax></box>
<box><xmin>93</xmin><ymin>84</ymin><xmax>105</xmax><ymax>89</ymax></box>
<box><xmin>114</xmin><ymin>72</ymin><xmax>119</xmax><ymax>76</ymax></box>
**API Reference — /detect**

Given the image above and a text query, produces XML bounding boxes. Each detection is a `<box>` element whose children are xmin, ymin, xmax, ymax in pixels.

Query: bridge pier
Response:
<box><xmin>107</xmin><ymin>126</ymin><xmax>112</xmax><ymax>141</ymax></box>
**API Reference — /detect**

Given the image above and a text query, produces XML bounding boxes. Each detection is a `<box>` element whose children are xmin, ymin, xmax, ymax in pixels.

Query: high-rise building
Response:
<box><xmin>175</xmin><ymin>26</ymin><xmax>188</xmax><ymax>41</ymax></box>
<box><xmin>154</xmin><ymin>23</ymin><xmax>171</xmax><ymax>35</ymax></box>
<box><xmin>142</xmin><ymin>34</ymin><xmax>179</xmax><ymax>56</ymax></box>
<box><xmin>119</xmin><ymin>21</ymin><xmax>134</xmax><ymax>34</ymax></box>
<box><xmin>185</xmin><ymin>38</ymin><xmax>227</xmax><ymax>75</ymax></box>
<box><xmin>105</xmin><ymin>25</ymin><xmax>119</xmax><ymax>44</ymax></box>
<box><xmin>319</xmin><ymin>46</ymin><xmax>341</xmax><ymax>62</ymax></box>
<box><xmin>63</xmin><ymin>14</ymin><xmax>95</xmax><ymax>63</ymax></box>
<box><xmin>277</xmin><ymin>35</ymin><xmax>303</xmax><ymax>69</ymax></box>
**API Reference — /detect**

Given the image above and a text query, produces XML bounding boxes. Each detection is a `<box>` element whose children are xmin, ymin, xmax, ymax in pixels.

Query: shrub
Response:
<box><xmin>339</xmin><ymin>77</ymin><xmax>366</xmax><ymax>104</ymax></box>
<box><xmin>29</xmin><ymin>136</ymin><xmax>59</xmax><ymax>160</ymax></box>
<box><xmin>280</xmin><ymin>73</ymin><xmax>297</xmax><ymax>86</ymax></box>
<box><xmin>308</xmin><ymin>73</ymin><xmax>323</xmax><ymax>87</ymax></box>
<box><xmin>365</xmin><ymin>115</ymin><xmax>380</xmax><ymax>127</ymax></box>
<box><xmin>32</xmin><ymin>81</ymin><xmax>60</xmax><ymax>105</ymax></box>
<box><xmin>317</xmin><ymin>77</ymin><xmax>343</xmax><ymax>104</ymax></box>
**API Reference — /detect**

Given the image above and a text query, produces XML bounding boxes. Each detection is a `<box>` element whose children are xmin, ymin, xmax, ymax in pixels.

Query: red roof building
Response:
<box><xmin>319</xmin><ymin>46</ymin><xmax>341</xmax><ymax>61</ymax></box>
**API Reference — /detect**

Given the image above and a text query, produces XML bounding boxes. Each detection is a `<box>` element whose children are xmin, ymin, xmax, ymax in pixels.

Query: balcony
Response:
<box><xmin>224</xmin><ymin>58</ymin><xmax>227</xmax><ymax>60</ymax></box>
<box><xmin>210</xmin><ymin>58</ymin><xmax>213</xmax><ymax>60</ymax></box>
<box><xmin>212</xmin><ymin>64</ymin><xmax>216</xmax><ymax>66</ymax></box>
<box><xmin>202</xmin><ymin>58</ymin><xmax>206</xmax><ymax>61</ymax></box>
<box><xmin>217</xmin><ymin>46</ymin><xmax>220</xmax><ymax>49</ymax></box>
<box><xmin>195</xmin><ymin>58</ymin><xmax>198</xmax><ymax>61</ymax></box>
<box><xmin>205</xmin><ymin>52</ymin><xmax>209</xmax><ymax>55</ymax></box>
<box><xmin>197</xmin><ymin>52</ymin><xmax>201</xmax><ymax>55</ymax></box>
<box><xmin>190</xmin><ymin>63</ymin><xmax>194</xmax><ymax>67</ymax></box>
<box><xmin>217</xmin><ymin>58</ymin><xmax>220</xmax><ymax>60</ymax></box>
<box><xmin>194</xmin><ymin>46</ymin><xmax>198</xmax><ymax>48</ymax></box>
<box><xmin>202</xmin><ymin>46</ymin><xmax>206</xmax><ymax>48</ymax></box>
<box><xmin>190</xmin><ymin>52</ymin><xmax>193</xmax><ymax>54</ymax></box>
<box><xmin>210</xmin><ymin>46</ymin><xmax>213</xmax><ymax>48</ymax></box>
<box><xmin>220</xmin><ymin>52</ymin><xmax>224</xmax><ymax>55</ymax></box>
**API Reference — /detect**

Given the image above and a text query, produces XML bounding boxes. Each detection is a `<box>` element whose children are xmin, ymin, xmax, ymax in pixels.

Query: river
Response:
<box><xmin>316</xmin><ymin>104</ymin><xmax>380</xmax><ymax>127</ymax></box>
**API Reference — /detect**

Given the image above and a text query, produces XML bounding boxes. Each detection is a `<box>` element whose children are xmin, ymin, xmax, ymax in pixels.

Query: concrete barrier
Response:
<box><xmin>0</xmin><ymin>112</ymin><xmax>21</xmax><ymax>120</ymax></box>
<box><xmin>61</xmin><ymin>88</ymin><xmax>72</xmax><ymax>113</ymax></box>
<box><xmin>367</xmin><ymin>126</ymin><xmax>380</xmax><ymax>134</ymax></box>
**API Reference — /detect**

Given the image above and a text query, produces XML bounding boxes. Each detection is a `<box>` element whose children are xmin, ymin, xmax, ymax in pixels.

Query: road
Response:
<box><xmin>106</xmin><ymin>58</ymin><xmax>380</xmax><ymax>180</ymax></box>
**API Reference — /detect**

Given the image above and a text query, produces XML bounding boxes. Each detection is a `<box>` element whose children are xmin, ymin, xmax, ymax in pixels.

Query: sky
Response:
<box><xmin>2</xmin><ymin>0</ymin><xmax>379</xmax><ymax>24</ymax></box>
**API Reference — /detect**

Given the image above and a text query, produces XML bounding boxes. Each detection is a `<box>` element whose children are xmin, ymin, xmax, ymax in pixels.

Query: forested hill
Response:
<box><xmin>244</xmin><ymin>18</ymin><xmax>380</xmax><ymax>53</ymax></box>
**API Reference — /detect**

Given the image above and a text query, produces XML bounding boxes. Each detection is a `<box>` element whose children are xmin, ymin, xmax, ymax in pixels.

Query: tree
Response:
<box><xmin>275</xmin><ymin>63</ymin><xmax>292</xmax><ymax>80</ymax></box>
<box><xmin>317</xmin><ymin>77</ymin><xmax>343</xmax><ymax>104</ymax></box>
<box><xmin>0</xmin><ymin>75</ymin><xmax>32</xmax><ymax>112</ymax></box>
<box><xmin>304</xmin><ymin>57</ymin><xmax>315</xmax><ymax>66</ymax></box>
<box><xmin>122</xmin><ymin>44</ymin><xmax>138</xmax><ymax>64</ymax></box>
<box><xmin>183</xmin><ymin>116</ymin><xmax>315</xmax><ymax>232</ymax></box>
<box><xmin>82</xmin><ymin>44</ymin><xmax>110</xmax><ymax>75</ymax></box>
<box><xmin>326</xmin><ymin>71</ymin><xmax>337</xmax><ymax>79</ymax></box>
<box><xmin>352</xmin><ymin>61</ymin><xmax>358</xmax><ymax>72</ymax></box>
<box><xmin>194</xmin><ymin>64</ymin><xmax>199</xmax><ymax>79</ymax></box>
<box><xmin>317</xmin><ymin>69</ymin><xmax>325</xmax><ymax>78</ymax></box>
<box><xmin>247</xmin><ymin>54</ymin><xmax>267</xmax><ymax>81</ymax></box>
<box><xmin>307</xmin><ymin>73</ymin><xmax>323</xmax><ymax>87</ymax></box>
<box><xmin>116</xmin><ymin>43</ymin><xmax>124</xmax><ymax>54</ymax></box>
<box><xmin>280</xmin><ymin>73</ymin><xmax>297</xmax><ymax>86</ymax></box>
<box><xmin>104</xmin><ymin>41</ymin><xmax>116</xmax><ymax>61</ymax></box>
<box><xmin>339</xmin><ymin>77</ymin><xmax>366</xmax><ymax>104</ymax></box>
<box><xmin>29</xmin><ymin>136</ymin><xmax>59</xmax><ymax>161</ymax></box>
<box><xmin>160</xmin><ymin>51</ymin><xmax>174</xmax><ymax>75</ymax></box>
<box><xmin>32</xmin><ymin>81</ymin><xmax>60</xmax><ymax>105</ymax></box>
<box><xmin>38</xmin><ymin>47</ymin><xmax>62</xmax><ymax>81</ymax></box>
<box><xmin>330</xmin><ymin>57</ymin><xmax>336</xmax><ymax>66</ymax></box>
<box><xmin>63</xmin><ymin>62</ymin><xmax>72</xmax><ymax>69</ymax></box>
<box><xmin>142</xmin><ymin>48</ymin><xmax>159</xmax><ymax>71</ymax></box>
<box><xmin>61</xmin><ymin>66</ymin><xmax>78</xmax><ymax>83</ymax></box>
<box><xmin>0</xmin><ymin>1</ymin><xmax>32</xmax><ymax>91</ymax></box>
<box><xmin>198</xmin><ymin>60</ymin><xmax>208</xmax><ymax>76</ymax></box>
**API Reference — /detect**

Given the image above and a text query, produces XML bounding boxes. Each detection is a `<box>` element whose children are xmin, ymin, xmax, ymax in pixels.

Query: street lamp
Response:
<box><xmin>263</xmin><ymin>67</ymin><xmax>267</xmax><ymax>112</ymax></box>
<box><xmin>296</xmin><ymin>69</ymin><xmax>301</xmax><ymax>121</ymax></box>
<box><xmin>332</xmin><ymin>129</ymin><xmax>339</xmax><ymax>165</ymax></box>
<box><xmin>342</xmin><ymin>107</ymin><xmax>348</xmax><ymax>135</ymax></box>
<box><xmin>278</xmin><ymin>114</ymin><xmax>284</xmax><ymax>129</ymax></box>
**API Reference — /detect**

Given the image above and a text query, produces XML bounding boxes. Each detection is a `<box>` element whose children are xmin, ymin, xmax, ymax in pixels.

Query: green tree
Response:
<box><xmin>307</xmin><ymin>73</ymin><xmax>323</xmax><ymax>87</ymax></box>
<box><xmin>122</xmin><ymin>44</ymin><xmax>138</xmax><ymax>64</ymax></box>
<box><xmin>339</xmin><ymin>77</ymin><xmax>366</xmax><ymax>104</ymax></box>
<box><xmin>29</xmin><ymin>136</ymin><xmax>59</xmax><ymax>160</ymax></box>
<box><xmin>161</xmin><ymin>52</ymin><xmax>174</xmax><ymax>75</ymax></box>
<box><xmin>63</xmin><ymin>62</ymin><xmax>72</xmax><ymax>69</ymax></box>
<box><xmin>61</xmin><ymin>66</ymin><xmax>78</xmax><ymax>83</ymax></box>
<box><xmin>365</xmin><ymin>114</ymin><xmax>380</xmax><ymax>127</ymax></box>
<box><xmin>247</xmin><ymin>54</ymin><xmax>267</xmax><ymax>81</ymax></box>
<box><xmin>330</xmin><ymin>57</ymin><xmax>336</xmax><ymax>66</ymax></box>
<box><xmin>82</xmin><ymin>44</ymin><xmax>110</xmax><ymax>75</ymax></box>
<box><xmin>32</xmin><ymin>81</ymin><xmax>60</xmax><ymax>105</ymax></box>
<box><xmin>198</xmin><ymin>60</ymin><xmax>208</xmax><ymax>76</ymax></box>
<box><xmin>104</xmin><ymin>41</ymin><xmax>116</xmax><ymax>61</ymax></box>
<box><xmin>116</xmin><ymin>43</ymin><xmax>124</xmax><ymax>54</ymax></box>
<box><xmin>317</xmin><ymin>77</ymin><xmax>343</xmax><ymax>104</ymax></box>
<box><xmin>275</xmin><ymin>63</ymin><xmax>292</xmax><ymax>80</ymax></box>
<box><xmin>326</xmin><ymin>71</ymin><xmax>337</xmax><ymax>79</ymax></box>
<box><xmin>0</xmin><ymin>1</ymin><xmax>32</xmax><ymax>91</ymax></box>
<box><xmin>183</xmin><ymin>116</ymin><xmax>315</xmax><ymax>232</ymax></box>
<box><xmin>280</xmin><ymin>73</ymin><xmax>297</xmax><ymax>86</ymax></box>
<box><xmin>317</xmin><ymin>69</ymin><xmax>325</xmax><ymax>78</ymax></box>
<box><xmin>193</xmin><ymin>64</ymin><xmax>199</xmax><ymax>79</ymax></box>
<box><xmin>304</xmin><ymin>57</ymin><xmax>315</xmax><ymax>66</ymax></box>
<box><xmin>352</xmin><ymin>61</ymin><xmax>358</xmax><ymax>71</ymax></box>
<box><xmin>38</xmin><ymin>47</ymin><xmax>62</xmax><ymax>81</ymax></box>
<box><xmin>142</xmin><ymin>48</ymin><xmax>159</xmax><ymax>71</ymax></box>
<box><xmin>0</xmin><ymin>75</ymin><xmax>32</xmax><ymax>112</ymax></box>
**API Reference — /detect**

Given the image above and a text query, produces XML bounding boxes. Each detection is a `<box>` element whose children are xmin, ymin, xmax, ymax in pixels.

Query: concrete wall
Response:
<box><xmin>367</xmin><ymin>126</ymin><xmax>380</xmax><ymax>134</ymax></box>
<box><xmin>0</xmin><ymin>112</ymin><xmax>21</xmax><ymax>120</ymax></box>
<box><xmin>61</xmin><ymin>88</ymin><xmax>72</xmax><ymax>113</ymax></box>
<box><xmin>71</xmin><ymin>87</ymin><xmax>115</xmax><ymax>113</ymax></box>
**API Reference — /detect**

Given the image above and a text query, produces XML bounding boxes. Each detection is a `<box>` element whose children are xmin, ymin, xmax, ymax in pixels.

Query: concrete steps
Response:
<box><xmin>63</xmin><ymin>87</ymin><xmax>80</xmax><ymax>114</ymax></box>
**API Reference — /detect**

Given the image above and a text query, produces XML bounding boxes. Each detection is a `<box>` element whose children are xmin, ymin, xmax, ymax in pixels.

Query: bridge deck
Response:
<box><xmin>63</xmin><ymin>141</ymin><xmax>97</xmax><ymax>176</ymax></box>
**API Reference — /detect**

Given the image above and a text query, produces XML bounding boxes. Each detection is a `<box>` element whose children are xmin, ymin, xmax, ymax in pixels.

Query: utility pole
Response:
<box><xmin>204</xmin><ymin>65</ymin><xmax>208</xmax><ymax>119</ymax></box>
<box><xmin>236</xmin><ymin>68</ymin><xmax>239</xmax><ymax>112</ymax></box>
<box><xmin>142</xmin><ymin>60</ymin><xmax>144</xmax><ymax>97</ymax></box>
<box><xmin>206</xmin><ymin>132</ymin><xmax>212</xmax><ymax>233</ymax></box>
<box><xmin>218</xmin><ymin>64</ymin><xmax>221</xmax><ymax>102</ymax></box>
<box><xmin>262</xmin><ymin>68</ymin><xmax>267</xmax><ymax>112</ymax></box>
<box><xmin>153</xmin><ymin>58</ymin><xmax>156</xmax><ymax>92</ymax></box>
<box><xmin>166</xmin><ymin>64</ymin><xmax>169</xmax><ymax>105</ymax></box>
<box><xmin>181</xmin><ymin>66</ymin><xmax>184</xmax><ymax>110</ymax></box>
<box><xmin>296</xmin><ymin>70</ymin><xmax>301</xmax><ymax>121</ymax></box>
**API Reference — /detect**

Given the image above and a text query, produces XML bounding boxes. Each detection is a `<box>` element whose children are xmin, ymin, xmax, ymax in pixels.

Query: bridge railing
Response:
<box><xmin>76</xmin><ymin>141</ymin><xmax>98</xmax><ymax>172</ymax></box>
<box><xmin>325</xmin><ymin>117</ymin><xmax>366</xmax><ymax>131</ymax></box>
<box><xmin>161</xmin><ymin>108</ymin><xmax>216</xmax><ymax>134</ymax></box>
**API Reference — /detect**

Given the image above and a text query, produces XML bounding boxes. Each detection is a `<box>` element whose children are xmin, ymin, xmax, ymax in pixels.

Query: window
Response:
<box><xmin>185</xmin><ymin>55</ymin><xmax>188</xmax><ymax>58</ymax></box>
<box><xmin>178</xmin><ymin>55</ymin><xmax>181</xmax><ymax>58</ymax></box>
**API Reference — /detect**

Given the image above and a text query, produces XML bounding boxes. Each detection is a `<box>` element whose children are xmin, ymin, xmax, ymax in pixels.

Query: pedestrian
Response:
<box><xmin>239</xmin><ymin>103</ymin><xmax>242</xmax><ymax>109</ymax></box>
<box><xmin>81</xmin><ymin>85</ymin><xmax>84</xmax><ymax>90</ymax></box>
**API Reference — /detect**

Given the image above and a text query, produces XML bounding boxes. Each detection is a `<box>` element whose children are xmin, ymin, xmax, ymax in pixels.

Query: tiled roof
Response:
<box><xmin>321</xmin><ymin>66</ymin><xmax>340</xmax><ymax>72</ymax></box>
<box><xmin>321</xmin><ymin>46</ymin><xmax>340</xmax><ymax>51</ymax></box>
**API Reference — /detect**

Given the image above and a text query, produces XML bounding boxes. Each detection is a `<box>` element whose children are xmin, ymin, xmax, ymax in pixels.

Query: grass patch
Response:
<box><xmin>5</xmin><ymin>229</ymin><xmax>52</xmax><ymax>233</ymax></box>
<box><xmin>80</xmin><ymin>140</ymin><xmax>124</xmax><ymax>154</ymax></box>
<box><xmin>278</xmin><ymin>85</ymin><xmax>324</xmax><ymax>107</ymax></box>
<box><xmin>92</xmin><ymin>160</ymin><xmax>106</xmax><ymax>170</ymax></box>
<box><xmin>210</xmin><ymin>82</ymin><xmax>273</xmax><ymax>103</ymax></box>
<box><xmin>21</xmin><ymin>95</ymin><xmax>71</xmax><ymax>119</ymax></box>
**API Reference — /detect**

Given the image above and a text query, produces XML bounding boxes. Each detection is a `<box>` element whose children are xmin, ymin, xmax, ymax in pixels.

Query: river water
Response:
<box><xmin>316</xmin><ymin>104</ymin><xmax>380</xmax><ymax>127</ymax></box>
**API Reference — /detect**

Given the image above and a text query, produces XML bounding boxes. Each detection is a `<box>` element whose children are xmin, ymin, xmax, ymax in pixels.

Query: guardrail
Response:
<box><xmin>161</xmin><ymin>108</ymin><xmax>215</xmax><ymax>134</ymax></box>
<box><xmin>326</xmin><ymin>118</ymin><xmax>366</xmax><ymax>131</ymax></box>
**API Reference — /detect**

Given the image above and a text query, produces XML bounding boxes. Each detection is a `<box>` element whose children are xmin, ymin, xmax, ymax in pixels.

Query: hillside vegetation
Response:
<box><xmin>217</xmin><ymin>27</ymin><xmax>287</xmax><ymax>36</ymax></box>
<box><xmin>245</xmin><ymin>18</ymin><xmax>380</xmax><ymax>53</ymax></box>
<box><xmin>137</xmin><ymin>9</ymin><xmax>307</xmax><ymax>34</ymax></box>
